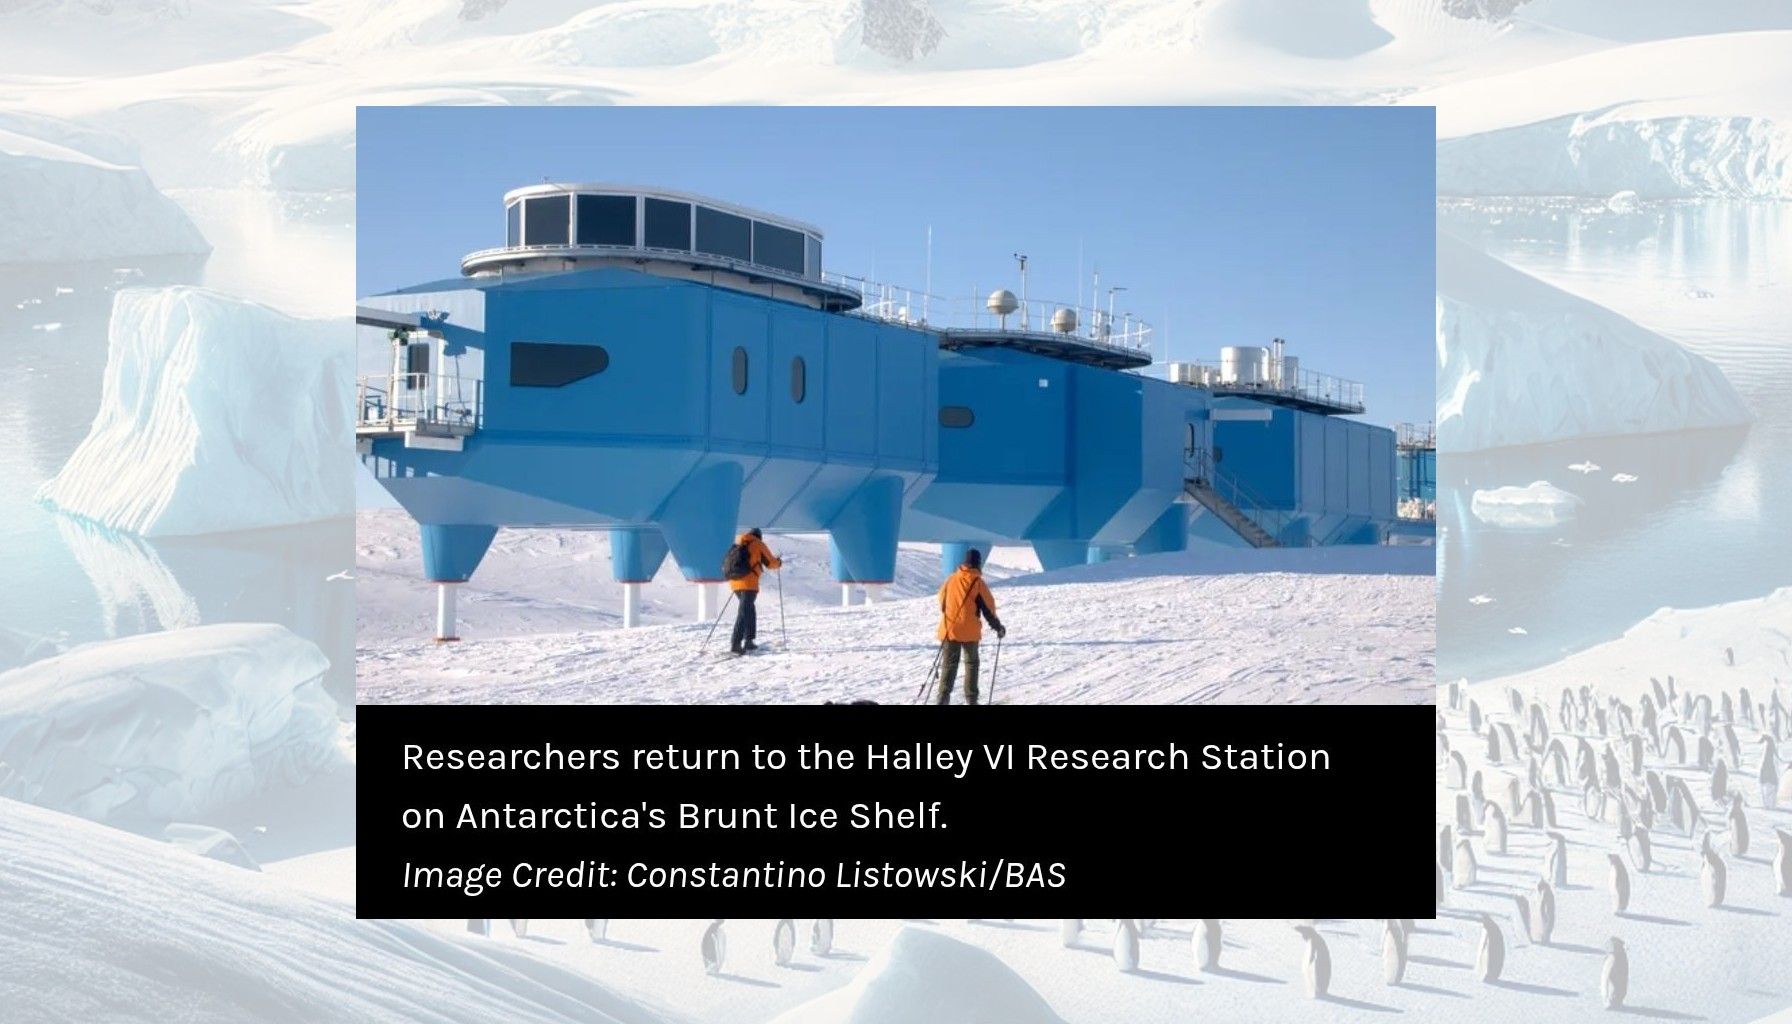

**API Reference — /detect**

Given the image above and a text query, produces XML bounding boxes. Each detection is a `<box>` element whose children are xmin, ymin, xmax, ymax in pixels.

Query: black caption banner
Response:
<box><xmin>356</xmin><ymin>703</ymin><xmax>1432</xmax><ymax>919</ymax></box>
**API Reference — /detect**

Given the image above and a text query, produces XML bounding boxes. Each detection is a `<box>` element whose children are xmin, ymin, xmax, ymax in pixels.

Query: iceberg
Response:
<box><xmin>36</xmin><ymin>286</ymin><xmax>353</xmax><ymax>536</ymax></box>
<box><xmin>0</xmin><ymin>116</ymin><xmax>208</xmax><ymax>263</ymax></box>
<box><xmin>1437</xmin><ymin>232</ymin><xmax>1751</xmax><ymax>452</ymax></box>
<box><xmin>0</xmin><ymin>623</ymin><xmax>342</xmax><ymax>826</ymax></box>
<box><xmin>1471</xmin><ymin>481</ymin><xmax>1582</xmax><ymax>528</ymax></box>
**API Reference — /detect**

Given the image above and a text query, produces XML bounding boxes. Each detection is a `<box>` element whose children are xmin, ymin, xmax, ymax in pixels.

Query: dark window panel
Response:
<box><xmin>731</xmin><ymin>346</ymin><xmax>749</xmax><ymax>395</ymax></box>
<box><xmin>790</xmin><ymin>356</ymin><xmax>806</xmax><ymax>403</ymax></box>
<box><xmin>576</xmin><ymin>194</ymin><xmax>636</xmax><ymax>247</ymax></box>
<box><xmin>940</xmin><ymin>406</ymin><xmax>974</xmax><ymax>428</ymax></box>
<box><xmin>644</xmin><ymin>198</ymin><xmax>691</xmax><ymax>250</ymax></box>
<box><xmin>506</xmin><ymin>202</ymin><xmax>521</xmax><ymax>247</ymax></box>
<box><xmin>805</xmin><ymin>236</ymin><xmax>822</xmax><ymax>279</ymax></box>
<box><xmin>511</xmin><ymin>342</ymin><xmax>609</xmax><ymax>388</ymax></box>
<box><xmin>695</xmin><ymin>207</ymin><xmax>751</xmax><ymax>262</ymax></box>
<box><xmin>523</xmin><ymin>195</ymin><xmax>570</xmax><ymax>246</ymax></box>
<box><xmin>753</xmin><ymin>221</ymin><xmax>805</xmax><ymax>275</ymax></box>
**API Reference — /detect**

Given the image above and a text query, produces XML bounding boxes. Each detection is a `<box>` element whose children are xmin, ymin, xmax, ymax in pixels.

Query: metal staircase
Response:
<box><xmin>1184</xmin><ymin>449</ymin><xmax>1283</xmax><ymax>549</ymax></box>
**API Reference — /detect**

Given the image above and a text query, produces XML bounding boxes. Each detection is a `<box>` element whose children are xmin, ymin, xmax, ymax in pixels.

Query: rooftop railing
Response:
<box><xmin>821</xmin><ymin>272</ymin><xmax>1155</xmax><ymax>359</ymax></box>
<box><xmin>1176</xmin><ymin>360</ymin><xmax>1365</xmax><ymax>414</ymax></box>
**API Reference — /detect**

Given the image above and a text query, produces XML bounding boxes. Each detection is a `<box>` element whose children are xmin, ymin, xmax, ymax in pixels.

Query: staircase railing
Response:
<box><xmin>1184</xmin><ymin>447</ymin><xmax>1294</xmax><ymax>546</ymax></box>
<box><xmin>356</xmin><ymin>373</ymin><xmax>483</xmax><ymax>435</ymax></box>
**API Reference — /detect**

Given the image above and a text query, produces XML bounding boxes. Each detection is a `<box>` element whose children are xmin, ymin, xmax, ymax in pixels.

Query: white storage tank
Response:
<box><xmin>1280</xmin><ymin>355</ymin><xmax>1299</xmax><ymax>388</ymax></box>
<box><xmin>1220</xmin><ymin>345</ymin><xmax>1269</xmax><ymax>385</ymax></box>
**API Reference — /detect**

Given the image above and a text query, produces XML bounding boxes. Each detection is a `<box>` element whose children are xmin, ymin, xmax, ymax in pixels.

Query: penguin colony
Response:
<box><xmin>444</xmin><ymin>666</ymin><xmax>1787</xmax><ymax>1012</ymax></box>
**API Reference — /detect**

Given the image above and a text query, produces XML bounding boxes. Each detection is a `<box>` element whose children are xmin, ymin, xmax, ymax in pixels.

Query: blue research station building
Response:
<box><xmin>356</xmin><ymin>185</ymin><xmax>1425</xmax><ymax>639</ymax></box>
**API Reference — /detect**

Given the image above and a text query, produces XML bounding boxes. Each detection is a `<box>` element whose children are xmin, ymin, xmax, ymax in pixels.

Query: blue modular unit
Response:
<box><xmin>1398</xmin><ymin>446</ymin><xmax>1436</xmax><ymax>504</ymax></box>
<box><xmin>359</xmin><ymin>267</ymin><xmax>937</xmax><ymax>586</ymax></box>
<box><xmin>1208</xmin><ymin>398</ymin><xmax>1398</xmax><ymax>545</ymax></box>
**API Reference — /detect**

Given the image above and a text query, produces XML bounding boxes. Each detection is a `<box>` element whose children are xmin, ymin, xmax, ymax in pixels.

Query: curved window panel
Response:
<box><xmin>512</xmin><ymin>342</ymin><xmax>609</xmax><ymax>387</ymax></box>
<box><xmin>522</xmin><ymin>195</ymin><xmax>570</xmax><ymax>246</ymax></box>
<box><xmin>939</xmin><ymin>406</ymin><xmax>975</xmax><ymax>428</ymax></box>
<box><xmin>753</xmin><ymin>221</ymin><xmax>805</xmax><ymax>275</ymax></box>
<box><xmin>576</xmin><ymin>194</ymin><xmax>636</xmax><ymax>246</ymax></box>
<box><xmin>696</xmin><ymin>206</ymin><xmax>751</xmax><ymax>262</ymax></box>
<box><xmin>644</xmin><ymin>198</ymin><xmax>691</xmax><ymax>250</ymax></box>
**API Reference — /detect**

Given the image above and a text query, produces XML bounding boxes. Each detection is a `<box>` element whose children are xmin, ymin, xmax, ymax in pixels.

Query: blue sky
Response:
<box><xmin>358</xmin><ymin>106</ymin><xmax>1434</xmax><ymax>426</ymax></box>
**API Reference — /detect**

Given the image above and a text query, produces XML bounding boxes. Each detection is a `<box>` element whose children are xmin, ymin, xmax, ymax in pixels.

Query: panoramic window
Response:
<box><xmin>790</xmin><ymin>356</ymin><xmax>806</xmax><ymax>403</ymax></box>
<box><xmin>506</xmin><ymin>202</ymin><xmax>521</xmax><ymax>247</ymax></box>
<box><xmin>522</xmin><ymin>194</ymin><xmax>570</xmax><ymax>246</ymax></box>
<box><xmin>695</xmin><ymin>207</ymin><xmax>751</xmax><ymax>262</ymax></box>
<box><xmin>511</xmin><ymin>342</ymin><xmax>609</xmax><ymax>387</ymax></box>
<box><xmin>939</xmin><ymin>406</ymin><xmax>975</xmax><ymax>428</ymax></box>
<box><xmin>576</xmin><ymin>194</ymin><xmax>636</xmax><ymax>247</ymax></box>
<box><xmin>805</xmin><ymin>236</ymin><xmax>822</xmax><ymax>279</ymax></box>
<box><xmin>731</xmin><ymin>346</ymin><xmax>749</xmax><ymax>395</ymax></box>
<box><xmin>644</xmin><ymin>198</ymin><xmax>691</xmax><ymax>250</ymax></box>
<box><xmin>753</xmin><ymin>222</ymin><xmax>806</xmax><ymax>275</ymax></box>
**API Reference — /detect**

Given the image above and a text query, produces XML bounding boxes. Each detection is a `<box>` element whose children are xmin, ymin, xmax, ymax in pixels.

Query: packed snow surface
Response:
<box><xmin>36</xmin><ymin>286</ymin><xmax>353</xmax><ymax>536</ymax></box>
<box><xmin>771</xmin><ymin>926</ymin><xmax>1062</xmax><ymax>1024</ymax></box>
<box><xmin>1470</xmin><ymin>481</ymin><xmax>1582</xmax><ymax>528</ymax></box>
<box><xmin>0</xmin><ymin>116</ymin><xmax>207</xmax><ymax>263</ymax></box>
<box><xmin>0</xmin><ymin>623</ymin><xmax>341</xmax><ymax>826</ymax></box>
<box><xmin>0</xmin><ymin>798</ymin><xmax>684</xmax><ymax>1024</ymax></box>
<box><xmin>357</xmin><ymin>513</ymin><xmax>1435</xmax><ymax>706</ymax></box>
<box><xmin>1437</xmin><ymin>231</ymin><xmax>1751</xmax><ymax>451</ymax></box>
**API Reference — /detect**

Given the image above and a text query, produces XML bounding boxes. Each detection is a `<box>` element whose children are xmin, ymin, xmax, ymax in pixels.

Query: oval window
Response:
<box><xmin>731</xmin><ymin>346</ymin><xmax>749</xmax><ymax>395</ymax></box>
<box><xmin>939</xmin><ymin>405</ymin><xmax>974</xmax><ymax>428</ymax></box>
<box><xmin>1185</xmin><ymin>423</ymin><xmax>1195</xmax><ymax>453</ymax></box>
<box><xmin>790</xmin><ymin>356</ymin><xmax>806</xmax><ymax>403</ymax></box>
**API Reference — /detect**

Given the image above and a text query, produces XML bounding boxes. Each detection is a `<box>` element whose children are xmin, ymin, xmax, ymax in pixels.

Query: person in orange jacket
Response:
<box><xmin>727</xmin><ymin>527</ymin><xmax>781</xmax><ymax>655</ymax></box>
<box><xmin>934</xmin><ymin>548</ymin><xmax>1004</xmax><ymax>705</ymax></box>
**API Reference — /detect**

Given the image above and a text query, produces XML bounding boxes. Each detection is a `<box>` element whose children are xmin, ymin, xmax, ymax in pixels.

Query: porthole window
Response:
<box><xmin>1185</xmin><ymin>423</ymin><xmax>1196</xmax><ymax>453</ymax></box>
<box><xmin>512</xmin><ymin>342</ymin><xmax>609</xmax><ymax>387</ymax></box>
<box><xmin>731</xmin><ymin>346</ymin><xmax>749</xmax><ymax>395</ymax></box>
<box><xmin>939</xmin><ymin>405</ymin><xmax>974</xmax><ymax>428</ymax></box>
<box><xmin>790</xmin><ymin>356</ymin><xmax>806</xmax><ymax>403</ymax></box>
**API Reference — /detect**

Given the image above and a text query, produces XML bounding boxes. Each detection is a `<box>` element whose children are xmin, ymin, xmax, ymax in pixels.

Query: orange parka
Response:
<box><xmin>937</xmin><ymin>566</ymin><xmax>999</xmax><ymax>643</ymax></box>
<box><xmin>728</xmin><ymin>533</ymin><xmax>782</xmax><ymax>592</ymax></box>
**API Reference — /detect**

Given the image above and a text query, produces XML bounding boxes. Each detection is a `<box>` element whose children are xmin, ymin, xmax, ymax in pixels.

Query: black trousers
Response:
<box><xmin>730</xmin><ymin>590</ymin><xmax>758</xmax><ymax>651</ymax></box>
<box><xmin>935</xmin><ymin>640</ymin><xmax>981</xmax><ymax>705</ymax></box>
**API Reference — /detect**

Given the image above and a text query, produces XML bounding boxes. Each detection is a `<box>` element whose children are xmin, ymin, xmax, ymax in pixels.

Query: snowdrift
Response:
<box><xmin>0</xmin><ymin>115</ymin><xmax>207</xmax><ymax>263</ymax></box>
<box><xmin>771</xmin><ymin>926</ymin><xmax>1063</xmax><ymax>1024</ymax></box>
<box><xmin>37</xmin><ymin>286</ymin><xmax>353</xmax><ymax>536</ymax></box>
<box><xmin>0</xmin><ymin>623</ymin><xmax>341</xmax><ymax>827</ymax></box>
<box><xmin>1437</xmin><ymin>231</ymin><xmax>1750</xmax><ymax>452</ymax></box>
<box><xmin>0</xmin><ymin>798</ymin><xmax>683</xmax><ymax>1024</ymax></box>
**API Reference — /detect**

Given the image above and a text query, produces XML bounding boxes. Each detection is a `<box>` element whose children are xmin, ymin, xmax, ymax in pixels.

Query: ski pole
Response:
<box><xmin>776</xmin><ymin>568</ymin><xmax>787</xmax><ymax>646</ymax></box>
<box><xmin>701</xmin><ymin>591</ymin><xmax>736</xmax><ymax>652</ymax></box>
<box><xmin>917</xmin><ymin>642</ymin><xmax>945</xmax><ymax>705</ymax></box>
<box><xmin>987</xmin><ymin>631</ymin><xmax>1003</xmax><ymax>705</ymax></box>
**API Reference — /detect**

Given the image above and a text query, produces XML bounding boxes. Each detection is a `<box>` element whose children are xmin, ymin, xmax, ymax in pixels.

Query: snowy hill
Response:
<box><xmin>356</xmin><ymin>512</ymin><xmax>1435</xmax><ymax>706</ymax></box>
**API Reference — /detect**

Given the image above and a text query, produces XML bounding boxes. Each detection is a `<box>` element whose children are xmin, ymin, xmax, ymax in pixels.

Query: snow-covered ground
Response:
<box><xmin>357</xmin><ymin>510</ymin><xmax>1435</xmax><ymax>706</ymax></box>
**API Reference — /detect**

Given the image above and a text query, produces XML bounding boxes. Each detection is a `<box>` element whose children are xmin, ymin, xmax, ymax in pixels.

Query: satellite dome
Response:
<box><xmin>1051</xmin><ymin>307</ymin><xmax>1078</xmax><ymax>334</ymax></box>
<box><xmin>986</xmin><ymin>289</ymin><xmax>1019</xmax><ymax>316</ymax></box>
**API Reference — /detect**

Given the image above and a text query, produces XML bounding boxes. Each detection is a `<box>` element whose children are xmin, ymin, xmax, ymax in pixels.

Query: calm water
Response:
<box><xmin>0</xmin><ymin>193</ymin><xmax>355</xmax><ymax>700</ymax></box>
<box><xmin>1438</xmin><ymin>199</ymin><xmax>1792</xmax><ymax>682</ymax></box>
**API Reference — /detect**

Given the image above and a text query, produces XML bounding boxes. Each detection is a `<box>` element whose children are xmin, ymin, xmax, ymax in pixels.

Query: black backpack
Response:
<box><xmin>722</xmin><ymin>543</ymin><xmax>753</xmax><ymax>580</ymax></box>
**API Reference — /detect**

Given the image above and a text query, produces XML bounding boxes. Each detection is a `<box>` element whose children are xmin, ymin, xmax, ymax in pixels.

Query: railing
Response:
<box><xmin>821</xmin><ymin>272</ymin><xmax>1155</xmax><ymax>358</ymax></box>
<box><xmin>1175</xmin><ymin>360</ymin><xmax>1365</xmax><ymax>412</ymax></box>
<box><xmin>356</xmin><ymin>373</ymin><xmax>483</xmax><ymax>434</ymax></box>
<box><xmin>1396</xmin><ymin>421</ymin><xmax>1436</xmax><ymax>449</ymax></box>
<box><xmin>1185</xmin><ymin>446</ymin><xmax>1295</xmax><ymax>545</ymax></box>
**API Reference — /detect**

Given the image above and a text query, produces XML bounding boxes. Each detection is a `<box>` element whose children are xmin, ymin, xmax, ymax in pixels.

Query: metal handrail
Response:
<box><xmin>821</xmin><ymin>271</ymin><xmax>1154</xmax><ymax>357</ymax></box>
<box><xmin>356</xmin><ymin>373</ymin><xmax>483</xmax><ymax>433</ymax></box>
<box><xmin>1176</xmin><ymin>360</ymin><xmax>1365</xmax><ymax>411</ymax></box>
<box><xmin>1185</xmin><ymin>447</ymin><xmax>1294</xmax><ymax>544</ymax></box>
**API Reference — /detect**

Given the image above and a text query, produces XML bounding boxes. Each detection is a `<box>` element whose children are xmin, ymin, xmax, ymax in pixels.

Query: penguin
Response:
<box><xmin>1583</xmin><ymin>781</ymin><xmax>1606</xmax><ymax>822</ymax></box>
<box><xmin>1476</xmin><ymin>914</ymin><xmax>1505</xmax><ymax>983</ymax></box>
<box><xmin>1437</xmin><ymin>730</ymin><xmax>1451</xmax><ymax>763</ymax></box>
<box><xmin>1741</xmin><ymin>687</ymin><xmax>1755</xmax><ymax>729</ymax></box>
<box><xmin>467</xmin><ymin>919</ymin><xmax>491</xmax><ymax>936</ymax></box>
<box><xmin>1448</xmin><ymin>679</ymin><xmax>1461</xmax><ymax>710</ymax></box>
<box><xmin>1484</xmin><ymin>802</ymin><xmax>1509</xmax><ymax>855</ymax></box>
<box><xmin>1616</xmin><ymin>793</ymin><xmax>1634</xmax><ymax>841</ymax></box>
<box><xmin>1293</xmin><ymin>924</ymin><xmax>1331</xmax><ymax>999</ymax></box>
<box><xmin>1509</xmin><ymin>687</ymin><xmax>1525</xmax><ymax>717</ymax></box>
<box><xmin>1712</xmin><ymin>757</ymin><xmax>1729</xmax><ymax>804</ymax></box>
<box><xmin>1453</xmin><ymin>838</ymin><xmax>1478</xmax><ymax>889</ymax></box>
<box><xmin>1113</xmin><ymin>917</ymin><xmax>1140</xmax><ymax>972</ymax></box>
<box><xmin>1722</xmin><ymin>690</ymin><xmax>1735</xmax><ymax>723</ymax></box>
<box><xmin>1061</xmin><ymin>919</ymin><xmax>1082</xmax><ymax>948</ymax></box>
<box><xmin>1629</xmin><ymin>825</ymin><xmax>1653</xmax><ymax>873</ymax></box>
<box><xmin>1602</xmin><ymin>937</ymin><xmax>1629</xmax><ymax>1010</ymax></box>
<box><xmin>1436</xmin><ymin>861</ymin><xmax>1445</xmax><ymax>907</ymax></box>
<box><xmin>1665</xmin><ymin>728</ymin><xmax>1685</xmax><ymax>766</ymax></box>
<box><xmin>1194</xmin><ymin>918</ymin><xmax>1222</xmax><ymax>972</ymax></box>
<box><xmin>772</xmin><ymin>918</ymin><xmax>797</xmax><ymax>966</ymax></box>
<box><xmin>1728</xmin><ymin>799</ymin><xmax>1749</xmax><ymax>857</ymax></box>
<box><xmin>1545</xmin><ymin>739</ymin><xmax>1570</xmax><ymax>787</ymax></box>
<box><xmin>1760</xmin><ymin>737</ymin><xmax>1781</xmax><ymax>810</ymax></box>
<box><xmin>1531</xmin><ymin>879</ymin><xmax>1556</xmax><ymax>944</ymax></box>
<box><xmin>1438</xmin><ymin>823</ymin><xmax>1454</xmax><ymax>874</ymax></box>
<box><xmin>1627</xmin><ymin>734</ymin><xmax>1644</xmax><ymax>777</ymax></box>
<box><xmin>585</xmin><ymin>919</ymin><xmax>608</xmax><ymax>943</ymax></box>
<box><xmin>701</xmin><ymin>919</ymin><xmax>727</xmax><ymax>975</ymax></box>
<box><xmin>1723</xmin><ymin>723</ymin><xmax>1742</xmax><ymax>768</ymax></box>
<box><xmin>1381</xmin><ymin>918</ymin><xmax>1407</xmax><ymax>985</ymax></box>
<box><xmin>1469</xmin><ymin>699</ymin><xmax>1483</xmax><ymax>735</ymax></box>
<box><xmin>1487</xmin><ymin>726</ymin><xmax>1504</xmax><ymax>765</ymax></box>
<box><xmin>1541</xmin><ymin>787</ymin><xmax>1559</xmax><ymax>828</ymax></box>
<box><xmin>1470</xmin><ymin>771</ymin><xmax>1487</xmax><ymax>825</ymax></box>
<box><xmin>1646</xmin><ymin>770</ymin><xmax>1667</xmax><ymax>813</ymax></box>
<box><xmin>1701</xmin><ymin>848</ymin><xmax>1727</xmax><ymax>908</ymax></box>
<box><xmin>1520</xmin><ymin>787</ymin><xmax>1546</xmax><ymax>828</ymax></box>
<box><xmin>810</xmin><ymin>918</ymin><xmax>834</xmax><ymax>956</ymax></box>
<box><xmin>1650</xmin><ymin>677</ymin><xmax>1668</xmax><ymax>710</ymax></box>
<box><xmin>1456</xmin><ymin>794</ymin><xmax>1475</xmax><ymax>835</ymax></box>
<box><xmin>1545</xmin><ymin>831</ymin><xmax>1569</xmax><ymax>886</ymax></box>
<box><xmin>509</xmin><ymin>919</ymin><xmax>530</xmax><ymax>938</ymax></box>
<box><xmin>1447</xmin><ymin>750</ymin><xmax>1468</xmax><ymax>790</ymax></box>
<box><xmin>1607</xmin><ymin>853</ymin><xmax>1630</xmax><ymax>914</ymax></box>
<box><xmin>1773</xmin><ymin>827</ymin><xmax>1791</xmax><ymax>898</ymax></box>
<box><xmin>1697</xmin><ymin>733</ymin><xmax>1715</xmax><ymax>772</ymax></box>
<box><xmin>1512</xmin><ymin>893</ymin><xmax>1533</xmax><ymax>944</ymax></box>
